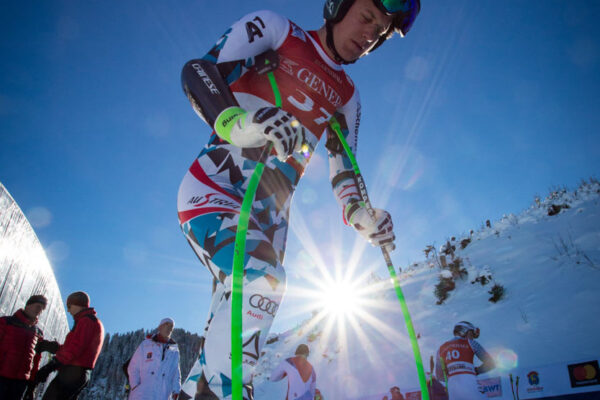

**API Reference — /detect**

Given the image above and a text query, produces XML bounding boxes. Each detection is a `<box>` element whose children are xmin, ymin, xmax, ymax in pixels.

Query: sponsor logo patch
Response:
<box><xmin>191</xmin><ymin>64</ymin><xmax>220</xmax><ymax>95</ymax></box>
<box><xmin>249</xmin><ymin>294</ymin><xmax>279</xmax><ymax>316</ymax></box>
<box><xmin>247</xmin><ymin>310</ymin><xmax>263</xmax><ymax>320</ymax></box>
<box><xmin>187</xmin><ymin>193</ymin><xmax>241</xmax><ymax>211</ymax></box>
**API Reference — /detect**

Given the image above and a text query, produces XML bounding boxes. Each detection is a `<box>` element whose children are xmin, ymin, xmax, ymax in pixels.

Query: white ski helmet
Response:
<box><xmin>454</xmin><ymin>321</ymin><xmax>480</xmax><ymax>338</ymax></box>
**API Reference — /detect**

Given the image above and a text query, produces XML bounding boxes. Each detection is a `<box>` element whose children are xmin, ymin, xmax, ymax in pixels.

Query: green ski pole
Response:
<box><xmin>231</xmin><ymin>53</ymin><xmax>280</xmax><ymax>400</ymax></box>
<box><xmin>329</xmin><ymin>116</ymin><xmax>430</xmax><ymax>400</ymax></box>
<box><xmin>441</xmin><ymin>355</ymin><xmax>449</xmax><ymax>395</ymax></box>
<box><xmin>510</xmin><ymin>373</ymin><xmax>515</xmax><ymax>400</ymax></box>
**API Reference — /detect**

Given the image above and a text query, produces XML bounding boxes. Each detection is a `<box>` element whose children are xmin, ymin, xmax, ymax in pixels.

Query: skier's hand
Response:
<box><xmin>171</xmin><ymin>393</ymin><xmax>179</xmax><ymax>400</ymax></box>
<box><xmin>215</xmin><ymin>106</ymin><xmax>305</xmax><ymax>161</ymax></box>
<box><xmin>346</xmin><ymin>201</ymin><xmax>395</xmax><ymax>252</ymax></box>
<box><xmin>256</xmin><ymin>107</ymin><xmax>305</xmax><ymax>161</ymax></box>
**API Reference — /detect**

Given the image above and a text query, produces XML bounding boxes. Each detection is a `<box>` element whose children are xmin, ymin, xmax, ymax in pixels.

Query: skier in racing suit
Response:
<box><xmin>177</xmin><ymin>0</ymin><xmax>421</xmax><ymax>398</ymax></box>
<box><xmin>435</xmin><ymin>321</ymin><xmax>495</xmax><ymax>400</ymax></box>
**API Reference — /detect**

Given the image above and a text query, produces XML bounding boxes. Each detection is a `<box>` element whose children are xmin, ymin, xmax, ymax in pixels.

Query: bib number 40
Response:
<box><xmin>446</xmin><ymin>349</ymin><xmax>461</xmax><ymax>361</ymax></box>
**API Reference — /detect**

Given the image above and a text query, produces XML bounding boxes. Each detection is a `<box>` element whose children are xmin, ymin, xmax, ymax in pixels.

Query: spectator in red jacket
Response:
<box><xmin>0</xmin><ymin>294</ymin><xmax>47</xmax><ymax>400</ymax></box>
<box><xmin>34</xmin><ymin>291</ymin><xmax>104</xmax><ymax>400</ymax></box>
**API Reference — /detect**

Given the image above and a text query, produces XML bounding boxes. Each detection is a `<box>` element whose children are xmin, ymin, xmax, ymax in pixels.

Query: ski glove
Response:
<box><xmin>34</xmin><ymin>358</ymin><xmax>62</xmax><ymax>384</ymax></box>
<box><xmin>23</xmin><ymin>383</ymin><xmax>36</xmax><ymax>400</ymax></box>
<box><xmin>215</xmin><ymin>106</ymin><xmax>305</xmax><ymax>162</ymax></box>
<box><xmin>36</xmin><ymin>339</ymin><xmax>60</xmax><ymax>354</ymax></box>
<box><xmin>346</xmin><ymin>200</ymin><xmax>395</xmax><ymax>252</ymax></box>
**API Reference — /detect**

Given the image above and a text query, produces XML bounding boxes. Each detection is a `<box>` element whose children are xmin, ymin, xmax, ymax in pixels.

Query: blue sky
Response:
<box><xmin>1</xmin><ymin>1</ymin><xmax>599</xmax><ymax>336</ymax></box>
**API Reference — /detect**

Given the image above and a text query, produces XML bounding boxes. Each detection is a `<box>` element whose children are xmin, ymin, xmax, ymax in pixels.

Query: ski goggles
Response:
<box><xmin>457</xmin><ymin>321</ymin><xmax>480</xmax><ymax>338</ymax></box>
<box><xmin>374</xmin><ymin>0</ymin><xmax>421</xmax><ymax>36</ymax></box>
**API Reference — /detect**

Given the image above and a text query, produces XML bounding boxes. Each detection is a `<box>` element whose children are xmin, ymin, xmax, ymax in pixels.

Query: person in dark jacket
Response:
<box><xmin>389</xmin><ymin>386</ymin><xmax>405</xmax><ymax>400</ymax></box>
<box><xmin>0</xmin><ymin>295</ymin><xmax>47</xmax><ymax>400</ymax></box>
<box><xmin>34</xmin><ymin>291</ymin><xmax>104</xmax><ymax>400</ymax></box>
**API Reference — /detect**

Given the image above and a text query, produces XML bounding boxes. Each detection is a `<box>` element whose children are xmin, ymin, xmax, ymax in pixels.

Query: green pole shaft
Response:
<box><xmin>231</xmin><ymin>68</ymin><xmax>281</xmax><ymax>400</ymax></box>
<box><xmin>329</xmin><ymin>117</ymin><xmax>430</xmax><ymax>400</ymax></box>
<box><xmin>231</xmin><ymin>160</ymin><xmax>266</xmax><ymax>399</ymax></box>
<box><xmin>441</xmin><ymin>356</ymin><xmax>449</xmax><ymax>394</ymax></box>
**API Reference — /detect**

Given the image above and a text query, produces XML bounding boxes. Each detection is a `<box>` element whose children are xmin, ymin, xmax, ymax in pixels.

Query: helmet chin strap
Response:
<box><xmin>325</xmin><ymin>21</ymin><xmax>357</xmax><ymax>65</ymax></box>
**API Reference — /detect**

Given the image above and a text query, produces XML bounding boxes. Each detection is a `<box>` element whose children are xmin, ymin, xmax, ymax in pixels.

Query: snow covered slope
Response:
<box><xmin>252</xmin><ymin>181</ymin><xmax>600</xmax><ymax>399</ymax></box>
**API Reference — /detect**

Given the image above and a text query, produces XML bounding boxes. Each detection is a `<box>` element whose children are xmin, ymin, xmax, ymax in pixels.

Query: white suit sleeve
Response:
<box><xmin>127</xmin><ymin>342</ymin><xmax>144</xmax><ymax>389</ymax></box>
<box><xmin>310</xmin><ymin>369</ymin><xmax>316</xmax><ymax>396</ymax></box>
<box><xmin>207</xmin><ymin>10</ymin><xmax>289</xmax><ymax>64</ymax></box>
<box><xmin>270</xmin><ymin>360</ymin><xmax>287</xmax><ymax>382</ymax></box>
<box><xmin>172</xmin><ymin>350</ymin><xmax>182</xmax><ymax>394</ymax></box>
<box><xmin>327</xmin><ymin>90</ymin><xmax>362</xmax><ymax>224</ymax></box>
<box><xmin>469</xmin><ymin>338</ymin><xmax>495</xmax><ymax>375</ymax></box>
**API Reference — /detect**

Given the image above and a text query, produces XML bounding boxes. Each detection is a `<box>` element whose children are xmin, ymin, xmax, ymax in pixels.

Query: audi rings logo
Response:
<box><xmin>249</xmin><ymin>294</ymin><xmax>279</xmax><ymax>316</ymax></box>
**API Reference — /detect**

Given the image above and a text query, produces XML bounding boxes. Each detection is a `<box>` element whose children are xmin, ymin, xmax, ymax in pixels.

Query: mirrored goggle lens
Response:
<box><xmin>379</xmin><ymin>0</ymin><xmax>412</xmax><ymax>13</ymax></box>
<box><xmin>378</xmin><ymin>0</ymin><xmax>420</xmax><ymax>35</ymax></box>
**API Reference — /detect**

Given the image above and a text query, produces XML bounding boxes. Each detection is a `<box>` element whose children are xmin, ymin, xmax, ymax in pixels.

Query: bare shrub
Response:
<box><xmin>448</xmin><ymin>257</ymin><xmax>468</xmax><ymax>280</ymax></box>
<box><xmin>460</xmin><ymin>238</ymin><xmax>471</xmax><ymax>249</ymax></box>
<box><xmin>488</xmin><ymin>284</ymin><xmax>505</xmax><ymax>303</ymax></box>
<box><xmin>435</xmin><ymin>277</ymin><xmax>455</xmax><ymax>305</ymax></box>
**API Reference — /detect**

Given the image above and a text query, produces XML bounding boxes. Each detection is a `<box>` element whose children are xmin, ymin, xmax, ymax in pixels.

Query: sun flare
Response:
<box><xmin>284</xmin><ymin>205</ymin><xmax>413</xmax><ymax>375</ymax></box>
<box><xmin>318</xmin><ymin>280</ymin><xmax>362</xmax><ymax>318</ymax></box>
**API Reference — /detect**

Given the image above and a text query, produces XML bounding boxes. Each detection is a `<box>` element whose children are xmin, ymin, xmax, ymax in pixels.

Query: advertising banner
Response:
<box><xmin>567</xmin><ymin>360</ymin><xmax>600</xmax><ymax>389</ymax></box>
<box><xmin>513</xmin><ymin>357</ymin><xmax>600</xmax><ymax>399</ymax></box>
<box><xmin>352</xmin><ymin>358</ymin><xmax>600</xmax><ymax>400</ymax></box>
<box><xmin>479</xmin><ymin>376</ymin><xmax>503</xmax><ymax>398</ymax></box>
<box><xmin>404</xmin><ymin>390</ymin><xmax>421</xmax><ymax>400</ymax></box>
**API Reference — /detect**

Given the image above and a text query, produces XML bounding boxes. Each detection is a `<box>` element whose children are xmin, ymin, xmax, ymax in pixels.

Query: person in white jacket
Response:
<box><xmin>128</xmin><ymin>317</ymin><xmax>182</xmax><ymax>400</ymax></box>
<box><xmin>270</xmin><ymin>344</ymin><xmax>316</xmax><ymax>400</ymax></box>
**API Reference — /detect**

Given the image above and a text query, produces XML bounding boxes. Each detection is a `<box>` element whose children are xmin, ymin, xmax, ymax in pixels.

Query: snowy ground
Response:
<box><xmin>252</xmin><ymin>182</ymin><xmax>600</xmax><ymax>399</ymax></box>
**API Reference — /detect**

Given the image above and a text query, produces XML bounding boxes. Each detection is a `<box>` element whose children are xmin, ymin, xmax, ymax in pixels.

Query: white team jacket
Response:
<box><xmin>270</xmin><ymin>357</ymin><xmax>316</xmax><ymax>400</ymax></box>
<box><xmin>128</xmin><ymin>335</ymin><xmax>182</xmax><ymax>400</ymax></box>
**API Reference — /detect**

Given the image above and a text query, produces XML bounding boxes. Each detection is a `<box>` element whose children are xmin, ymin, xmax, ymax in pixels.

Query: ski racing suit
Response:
<box><xmin>435</xmin><ymin>337</ymin><xmax>494</xmax><ymax>400</ymax></box>
<box><xmin>177</xmin><ymin>10</ymin><xmax>364</xmax><ymax>399</ymax></box>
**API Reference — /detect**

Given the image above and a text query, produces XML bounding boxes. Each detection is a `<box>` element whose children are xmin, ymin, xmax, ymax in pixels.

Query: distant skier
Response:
<box><xmin>270</xmin><ymin>344</ymin><xmax>316</xmax><ymax>400</ymax></box>
<box><xmin>435</xmin><ymin>321</ymin><xmax>495</xmax><ymax>400</ymax></box>
<box><xmin>176</xmin><ymin>0</ymin><xmax>421</xmax><ymax>398</ymax></box>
